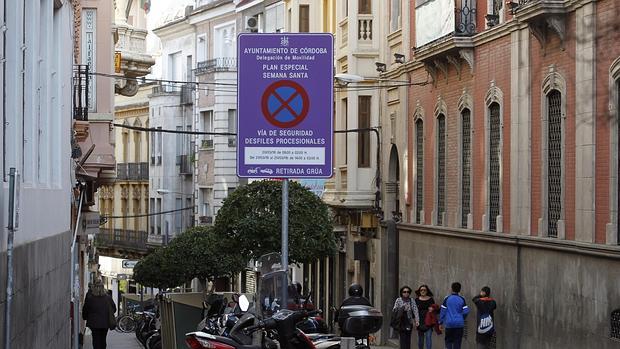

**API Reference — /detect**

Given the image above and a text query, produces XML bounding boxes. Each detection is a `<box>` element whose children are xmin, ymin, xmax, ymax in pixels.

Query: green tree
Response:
<box><xmin>165</xmin><ymin>226</ymin><xmax>247</xmax><ymax>281</ymax></box>
<box><xmin>133</xmin><ymin>247</ymin><xmax>185</xmax><ymax>289</ymax></box>
<box><xmin>213</xmin><ymin>180</ymin><xmax>337</xmax><ymax>264</ymax></box>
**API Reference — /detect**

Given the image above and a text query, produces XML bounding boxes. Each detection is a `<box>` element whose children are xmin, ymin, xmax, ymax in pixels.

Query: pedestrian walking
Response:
<box><xmin>82</xmin><ymin>279</ymin><xmax>116</xmax><ymax>349</ymax></box>
<box><xmin>414</xmin><ymin>285</ymin><xmax>435</xmax><ymax>349</ymax></box>
<box><xmin>473</xmin><ymin>286</ymin><xmax>497</xmax><ymax>349</ymax></box>
<box><xmin>439</xmin><ymin>282</ymin><xmax>470</xmax><ymax>349</ymax></box>
<box><xmin>392</xmin><ymin>285</ymin><xmax>420</xmax><ymax>349</ymax></box>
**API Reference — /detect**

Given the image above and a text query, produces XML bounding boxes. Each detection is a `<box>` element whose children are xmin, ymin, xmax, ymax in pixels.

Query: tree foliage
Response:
<box><xmin>133</xmin><ymin>247</ymin><xmax>186</xmax><ymax>289</ymax></box>
<box><xmin>213</xmin><ymin>180</ymin><xmax>337</xmax><ymax>264</ymax></box>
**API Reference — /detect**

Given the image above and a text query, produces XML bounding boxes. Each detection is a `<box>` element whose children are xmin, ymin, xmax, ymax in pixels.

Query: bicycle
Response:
<box><xmin>116</xmin><ymin>304</ymin><xmax>141</xmax><ymax>333</ymax></box>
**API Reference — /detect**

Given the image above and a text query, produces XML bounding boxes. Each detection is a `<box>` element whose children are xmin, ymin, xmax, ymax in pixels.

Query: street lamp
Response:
<box><xmin>156</xmin><ymin>188</ymin><xmax>192</xmax><ymax>196</ymax></box>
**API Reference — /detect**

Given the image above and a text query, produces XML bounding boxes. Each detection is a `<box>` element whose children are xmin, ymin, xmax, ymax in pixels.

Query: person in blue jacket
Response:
<box><xmin>439</xmin><ymin>282</ymin><xmax>469</xmax><ymax>349</ymax></box>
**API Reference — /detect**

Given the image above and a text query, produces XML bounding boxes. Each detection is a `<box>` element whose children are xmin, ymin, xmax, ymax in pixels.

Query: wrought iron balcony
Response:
<box><xmin>177</xmin><ymin>155</ymin><xmax>192</xmax><ymax>175</ymax></box>
<box><xmin>117</xmin><ymin>162</ymin><xmax>149</xmax><ymax>181</ymax></box>
<box><xmin>180</xmin><ymin>84</ymin><xmax>194</xmax><ymax>105</ymax></box>
<box><xmin>73</xmin><ymin>65</ymin><xmax>89</xmax><ymax>121</ymax></box>
<box><xmin>117</xmin><ymin>163</ymin><xmax>128</xmax><ymax>180</ymax></box>
<box><xmin>199</xmin><ymin>216</ymin><xmax>213</xmax><ymax>225</ymax></box>
<box><xmin>194</xmin><ymin>57</ymin><xmax>237</xmax><ymax>75</ymax></box>
<box><xmin>455</xmin><ymin>0</ymin><xmax>477</xmax><ymax>36</ymax></box>
<box><xmin>96</xmin><ymin>229</ymin><xmax>148</xmax><ymax>252</ymax></box>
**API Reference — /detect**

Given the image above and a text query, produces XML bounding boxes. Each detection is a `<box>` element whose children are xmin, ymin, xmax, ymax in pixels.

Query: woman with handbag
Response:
<box><xmin>82</xmin><ymin>278</ymin><xmax>116</xmax><ymax>349</ymax></box>
<box><xmin>414</xmin><ymin>285</ymin><xmax>436</xmax><ymax>349</ymax></box>
<box><xmin>393</xmin><ymin>285</ymin><xmax>420</xmax><ymax>349</ymax></box>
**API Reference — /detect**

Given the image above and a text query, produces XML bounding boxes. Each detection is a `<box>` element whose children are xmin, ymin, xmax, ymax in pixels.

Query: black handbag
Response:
<box><xmin>107</xmin><ymin>298</ymin><xmax>117</xmax><ymax>330</ymax></box>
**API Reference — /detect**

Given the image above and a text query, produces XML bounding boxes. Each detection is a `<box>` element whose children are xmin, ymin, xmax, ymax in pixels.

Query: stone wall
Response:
<box><xmin>0</xmin><ymin>230</ymin><xmax>72</xmax><ymax>348</ymax></box>
<box><xmin>397</xmin><ymin>223</ymin><xmax>620</xmax><ymax>349</ymax></box>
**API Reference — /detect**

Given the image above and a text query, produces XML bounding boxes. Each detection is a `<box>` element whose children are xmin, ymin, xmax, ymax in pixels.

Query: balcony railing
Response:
<box><xmin>194</xmin><ymin>57</ymin><xmax>237</xmax><ymax>74</ymax></box>
<box><xmin>455</xmin><ymin>0</ymin><xmax>477</xmax><ymax>36</ymax></box>
<box><xmin>180</xmin><ymin>84</ymin><xmax>195</xmax><ymax>105</ymax></box>
<box><xmin>117</xmin><ymin>163</ymin><xmax>128</xmax><ymax>180</ymax></box>
<box><xmin>117</xmin><ymin>162</ymin><xmax>148</xmax><ymax>180</ymax></box>
<box><xmin>358</xmin><ymin>16</ymin><xmax>373</xmax><ymax>41</ymax></box>
<box><xmin>96</xmin><ymin>229</ymin><xmax>148</xmax><ymax>252</ymax></box>
<box><xmin>73</xmin><ymin>65</ymin><xmax>89</xmax><ymax>121</ymax></box>
<box><xmin>199</xmin><ymin>216</ymin><xmax>213</xmax><ymax>225</ymax></box>
<box><xmin>177</xmin><ymin>154</ymin><xmax>192</xmax><ymax>175</ymax></box>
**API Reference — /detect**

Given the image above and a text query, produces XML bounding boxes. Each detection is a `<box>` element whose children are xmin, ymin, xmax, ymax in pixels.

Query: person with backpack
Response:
<box><xmin>392</xmin><ymin>285</ymin><xmax>420</xmax><ymax>349</ymax></box>
<box><xmin>439</xmin><ymin>282</ymin><xmax>469</xmax><ymax>349</ymax></box>
<box><xmin>473</xmin><ymin>286</ymin><xmax>497</xmax><ymax>349</ymax></box>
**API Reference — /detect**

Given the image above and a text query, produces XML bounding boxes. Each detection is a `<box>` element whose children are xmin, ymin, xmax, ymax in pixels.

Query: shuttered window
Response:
<box><xmin>358</xmin><ymin>96</ymin><xmax>371</xmax><ymax>167</ymax></box>
<box><xmin>415</xmin><ymin>119</ymin><xmax>424</xmax><ymax>224</ymax></box>
<box><xmin>359</xmin><ymin>0</ymin><xmax>371</xmax><ymax>14</ymax></box>
<box><xmin>461</xmin><ymin>109</ymin><xmax>471</xmax><ymax>228</ymax></box>
<box><xmin>299</xmin><ymin>5</ymin><xmax>310</xmax><ymax>32</ymax></box>
<box><xmin>437</xmin><ymin>114</ymin><xmax>446</xmax><ymax>226</ymax></box>
<box><xmin>547</xmin><ymin>90</ymin><xmax>562</xmax><ymax>237</ymax></box>
<box><xmin>489</xmin><ymin>103</ymin><xmax>501</xmax><ymax>232</ymax></box>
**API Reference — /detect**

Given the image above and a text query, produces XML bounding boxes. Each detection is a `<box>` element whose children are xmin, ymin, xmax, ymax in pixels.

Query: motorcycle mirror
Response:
<box><xmin>239</xmin><ymin>295</ymin><xmax>250</xmax><ymax>312</ymax></box>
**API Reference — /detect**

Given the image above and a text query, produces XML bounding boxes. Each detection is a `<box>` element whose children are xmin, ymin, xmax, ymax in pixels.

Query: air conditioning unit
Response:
<box><xmin>245</xmin><ymin>15</ymin><xmax>259</xmax><ymax>32</ymax></box>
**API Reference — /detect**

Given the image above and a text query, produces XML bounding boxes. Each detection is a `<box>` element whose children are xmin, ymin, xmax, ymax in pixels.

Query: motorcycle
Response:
<box><xmin>185</xmin><ymin>253</ymin><xmax>381</xmax><ymax>349</ymax></box>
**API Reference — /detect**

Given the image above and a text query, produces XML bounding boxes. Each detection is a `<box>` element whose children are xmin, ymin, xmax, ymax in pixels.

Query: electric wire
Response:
<box><xmin>89</xmin><ymin>70</ymin><xmax>429</xmax><ymax>91</ymax></box>
<box><xmin>102</xmin><ymin>205</ymin><xmax>196</xmax><ymax>219</ymax></box>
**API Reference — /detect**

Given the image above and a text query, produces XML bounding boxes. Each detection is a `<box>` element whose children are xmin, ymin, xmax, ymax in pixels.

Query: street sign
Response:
<box><xmin>237</xmin><ymin>33</ymin><xmax>334</xmax><ymax>178</ymax></box>
<box><xmin>122</xmin><ymin>260</ymin><xmax>138</xmax><ymax>269</ymax></box>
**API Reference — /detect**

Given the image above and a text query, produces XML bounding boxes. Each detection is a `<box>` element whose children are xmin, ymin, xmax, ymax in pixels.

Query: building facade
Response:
<box><xmin>192</xmin><ymin>0</ymin><xmax>240</xmax><ymax>227</ymax></box>
<box><xmin>392</xmin><ymin>0</ymin><xmax>620</xmax><ymax>347</ymax></box>
<box><xmin>147</xmin><ymin>11</ymin><xmax>196</xmax><ymax>247</ymax></box>
<box><xmin>0</xmin><ymin>1</ymin><xmax>74</xmax><ymax>348</ymax></box>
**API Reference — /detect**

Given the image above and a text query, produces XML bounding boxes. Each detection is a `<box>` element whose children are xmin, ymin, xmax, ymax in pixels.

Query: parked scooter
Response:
<box><xmin>185</xmin><ymin>253</ymin><xmax>382</xmax><ymax>349</ymax></box>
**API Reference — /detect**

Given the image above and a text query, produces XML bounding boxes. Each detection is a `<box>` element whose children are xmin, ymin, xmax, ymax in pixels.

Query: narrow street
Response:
<box><xmin>83</xmin><ymin>330</ymin><xmax>143</xmax><ymax>349</ymax></box>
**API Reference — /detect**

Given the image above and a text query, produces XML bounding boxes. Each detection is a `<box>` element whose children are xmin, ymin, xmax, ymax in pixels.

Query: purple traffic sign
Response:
<box><xmin>237</xmin><ymin>33</ymin><xmax>333</xmax><ymax>178</ymax></box>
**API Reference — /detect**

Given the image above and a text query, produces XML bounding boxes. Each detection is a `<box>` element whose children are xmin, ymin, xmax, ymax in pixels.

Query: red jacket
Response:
<box><xmin>425</xmin><ymin>304</ymin><xmax>442</xmax><ymax>335</ymax></box>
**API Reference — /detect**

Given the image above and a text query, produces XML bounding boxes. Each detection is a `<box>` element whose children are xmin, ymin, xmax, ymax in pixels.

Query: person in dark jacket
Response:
<box><xmin>414</xmin><ymin>285</ymin><xmax>435</xmax><ymax>349</ymax></box>
<box><xmin>82</xmin><ymin>279</ymin><xmax>116</xmax><ymax>349</ymax></box>
<box><xmin>473</xmin><ymin>286</ymin><xmax>497</xmax><ymax>349</ymax></box>
<box><xmin>337</xmin><ymin>283</ymin><xmax>372</xmax><ymax>336</ymax></box>
<box><xmin>439</xmin><ymin>282</ymin><xmax>469</xmax><ymax>349</ymax></box>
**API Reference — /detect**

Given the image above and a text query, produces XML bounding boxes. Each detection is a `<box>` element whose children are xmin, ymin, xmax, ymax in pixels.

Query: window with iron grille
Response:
<box><xmin>547</xmin><ymin>90</ymin><xmax>562</xmax><ymax>237</ymax></box>
<box><xmin>437</xmin><ymin>114</ymin><xmax>446</xmax><ymax>225</ymax></box>
<box><xmin>489</xmin><ymin>103</ymin><xmax>501</xmax><ymax>232</ymax></box>
<box><xmin>461</xmin><ymin>109</ymin><xmax>471</xmax><ymax>228</ymax></box>
<box><xmin>416</xmin><ymin>119</ymin><xmax>424</xmax><ymax>224</ymax></box>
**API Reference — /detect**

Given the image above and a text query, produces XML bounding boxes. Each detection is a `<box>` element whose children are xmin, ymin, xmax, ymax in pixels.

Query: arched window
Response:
<box><xmin>415</xmin><ymin>119</ymin><xmax>424</xmax><ymax>224</ymax></box>
<box><xmin>547</xmin><ymin>90</ymin><xmax>563</xmax><ymax>237</ymax></box>
<box><xmin>461</xmin><ymin>108</ymin><xmax>472</xmax><ymax>228</ymax></box>
<box><xmin>437</xmin><ymin>114</ymin><xmax>446</xmax><ymax>226</ymax></box>
<box><xmin>489</xmin><ymin>103</ymin><xmax>501</xmax><ymax>232</ymax></box>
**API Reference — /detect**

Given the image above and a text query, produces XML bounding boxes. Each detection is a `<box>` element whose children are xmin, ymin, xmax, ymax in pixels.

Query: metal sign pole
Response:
<box><xmin>281</xmin><ymin>179</ymin><xmax>289</xmax><ymax>308</ymax></box>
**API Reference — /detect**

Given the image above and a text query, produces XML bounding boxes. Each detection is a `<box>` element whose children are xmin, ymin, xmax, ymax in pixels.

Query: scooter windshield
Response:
<box><xmin>256</xmin><ymin>253</ymin><xmax>288</xmax><ymax>318</ymax></box>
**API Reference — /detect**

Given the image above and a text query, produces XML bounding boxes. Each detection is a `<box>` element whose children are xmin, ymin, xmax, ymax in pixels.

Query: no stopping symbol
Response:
<box><xmin>261</xmin><ymin>80</ymin><xmax>310</xmax><ymax>128</ymax></box>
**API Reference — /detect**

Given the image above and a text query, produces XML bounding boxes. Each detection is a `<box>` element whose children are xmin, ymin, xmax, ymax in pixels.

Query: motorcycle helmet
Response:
<box><xmin>348</xmin><ymin>283</ymin><xmax>364</xmax><ymax>297</ymax></box>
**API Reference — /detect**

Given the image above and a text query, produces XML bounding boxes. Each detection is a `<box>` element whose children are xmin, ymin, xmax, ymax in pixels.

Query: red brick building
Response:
<box><xmin>390</xmin><ymin>0</ymin><xmax>620</xmax><ymax>347</ymax></box>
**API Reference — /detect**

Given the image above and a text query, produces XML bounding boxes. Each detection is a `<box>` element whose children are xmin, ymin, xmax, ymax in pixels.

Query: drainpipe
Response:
<box><xmin>4</xmin><ymin>168</ymin><xmax>18</xmax><ymax>349</ymax></box>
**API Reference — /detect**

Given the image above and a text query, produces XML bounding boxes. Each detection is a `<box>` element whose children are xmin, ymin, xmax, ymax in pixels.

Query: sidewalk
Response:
<box><xmin>82</xmin><ymin>329</ymin><xmax>143</xmax><ymax>349</ymax></box>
